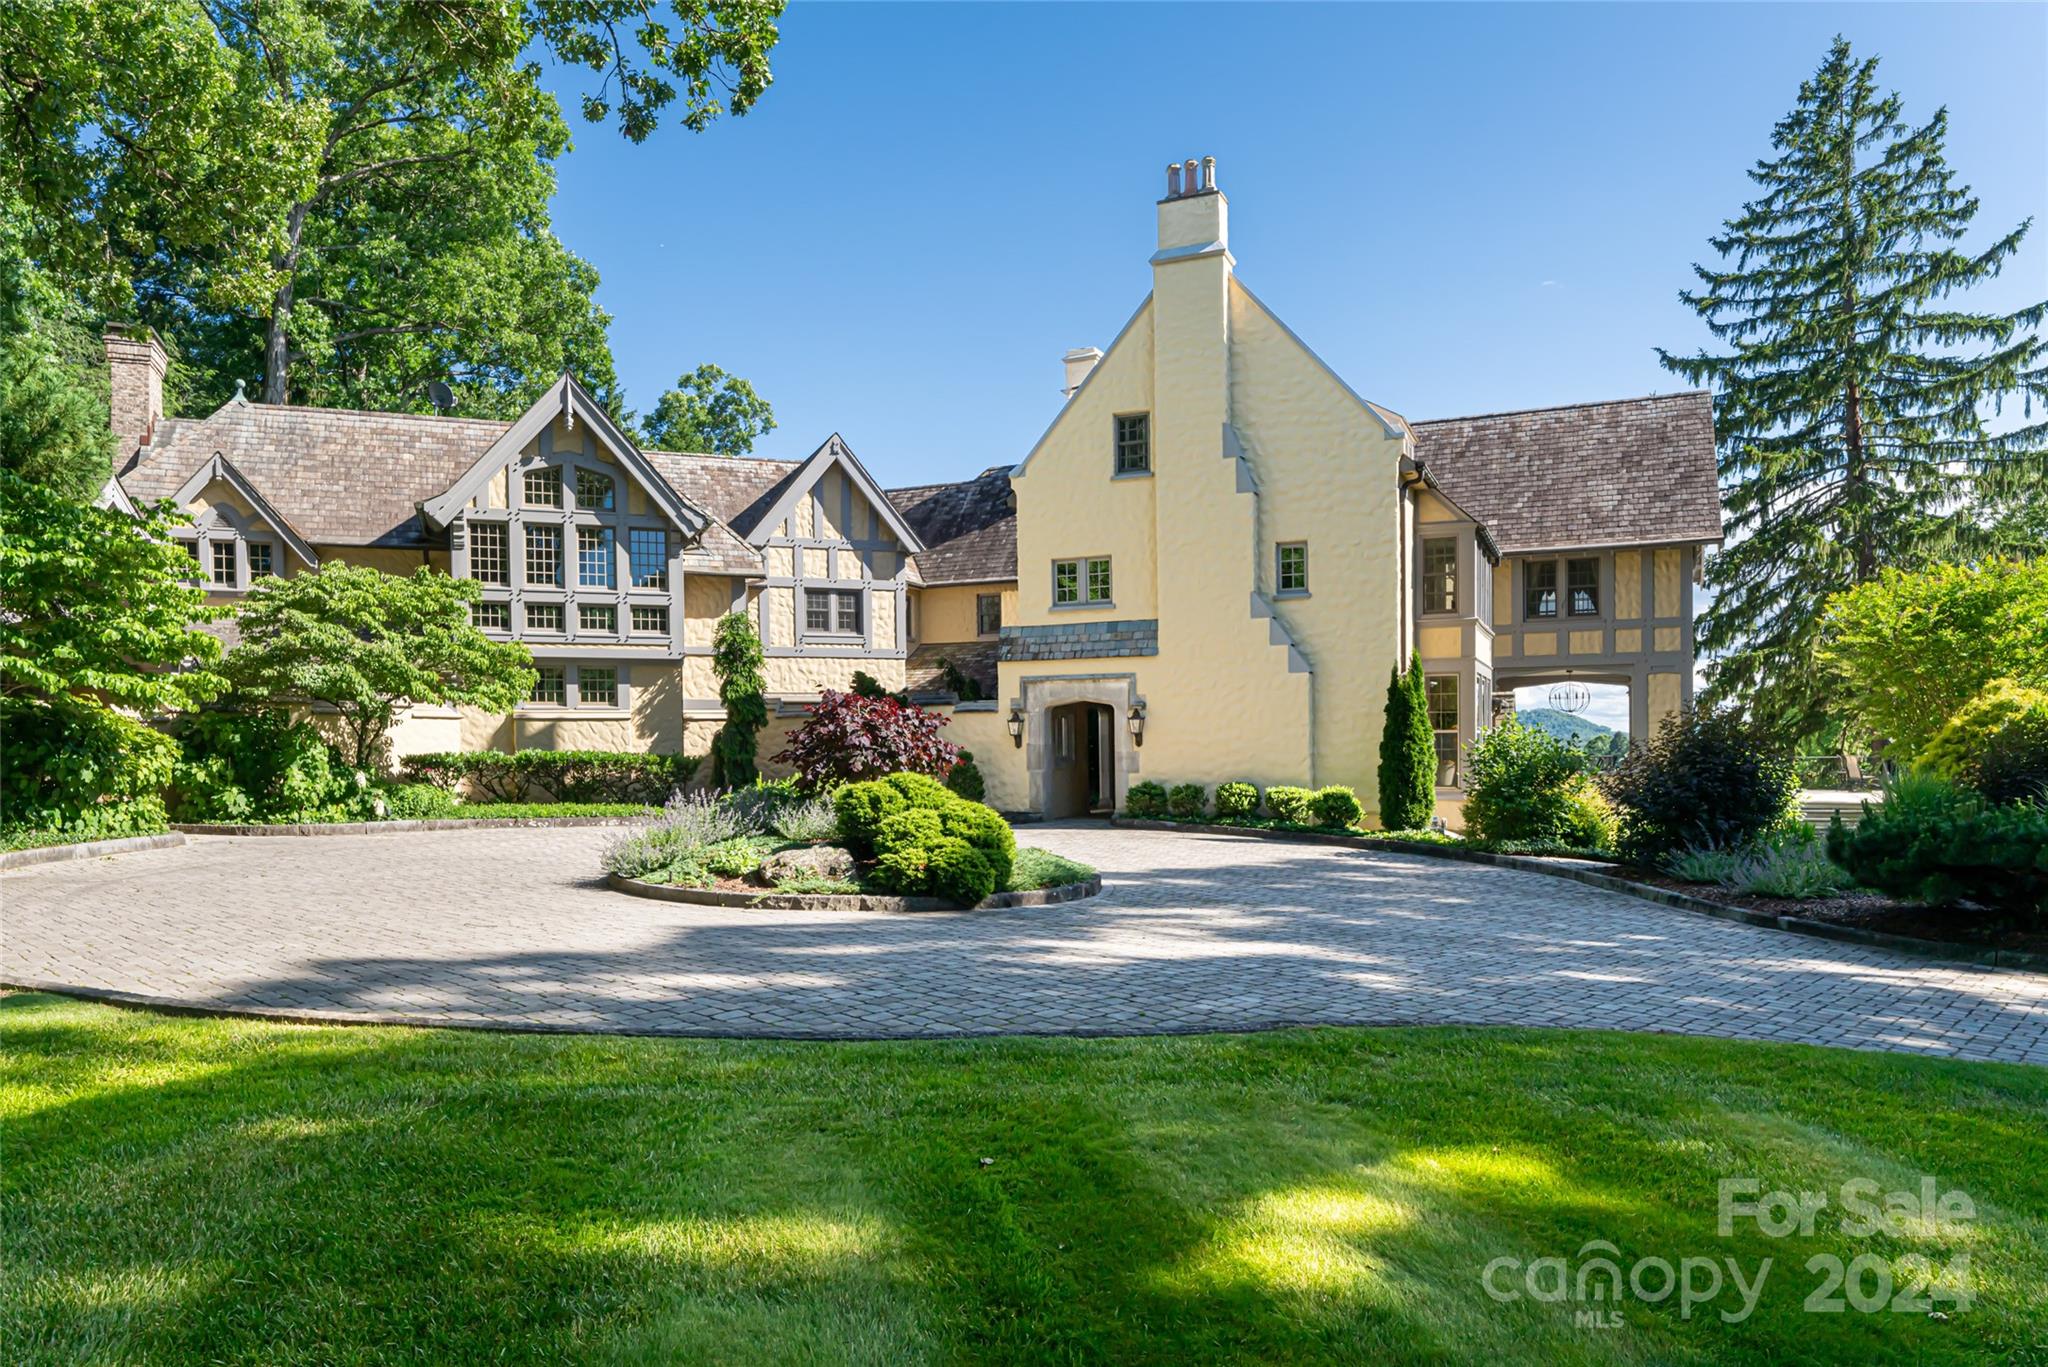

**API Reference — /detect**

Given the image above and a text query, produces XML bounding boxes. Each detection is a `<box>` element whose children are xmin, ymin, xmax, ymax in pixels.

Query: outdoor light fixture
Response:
<box><xmin>1007</xmin><ymin>707</ymin><xmax>1024</xmax><ymax>747</ymax></box>
<box><xmin>1126</xmin><ymin>701</ymin><xmax>1146</xmax><ymax>747</ymax></box>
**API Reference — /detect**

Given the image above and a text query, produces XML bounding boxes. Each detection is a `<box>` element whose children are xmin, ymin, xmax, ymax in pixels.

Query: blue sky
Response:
<box><xmin>546</xmin><ymin>2</ymin><xmax>2046</xmax><ymax>492</ymax></box>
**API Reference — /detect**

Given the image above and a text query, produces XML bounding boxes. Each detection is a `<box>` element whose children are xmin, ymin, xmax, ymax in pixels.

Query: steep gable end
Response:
<box><xmin>744</xmin><ymin>434</ymin><xmax>927</xmax><ymax>554</ymax></box>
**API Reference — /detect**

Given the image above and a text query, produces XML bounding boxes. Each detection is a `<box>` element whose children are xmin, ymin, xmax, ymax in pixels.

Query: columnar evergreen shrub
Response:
<box><xmin>1167</xmin><ymin>783</ymin><xmax>1206</xmax><ymax>819</ymax></box>
<box><xmin>1265</xmin><ymin>786</ymin><xmax>1315</xmax><ymax>824</ymax></box>
<box><xmin>711</xmin><ymin>611</ymin><xmax>768</xmax><ymax>787</ymax></box>
<box><xmin>1607</xmin><ymin>709</ymin><xmax>1798</xmax><ymax>864</ymax></box>
<box><xmin>1377</xmin><ymin>654</ymin><xmax>1436</xmax><ymax>831</ymax></box>
<box><xmin>1311</xmin><ymin>786</ymin><xmax>1364</xmax><ymax>830</ymax></box>
<box><xmin>1123</xmin><ymin>781</ymin><xmax>1168</xmax><ymax>818</ymax></box>
<box><xmin>1213</xmin><ymin>781</ymin><xmax>1259</xmax><ymax>820</ymax></box>
<box><xmin>773</xmin><ymin>691</ymin><xmax>958</xmax><ymax>792</ymax></box>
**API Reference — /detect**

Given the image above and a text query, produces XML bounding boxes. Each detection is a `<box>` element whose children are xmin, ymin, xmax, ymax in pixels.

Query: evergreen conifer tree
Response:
<box><xmin>1378</xmin><ymin>654</ymin><xmax>1437</xmax><ymax>831</ymax></box>
<box><xmin>1660</xmin><ymin>36</ymin><xmax>2047</xmax><ymax>745</ymax></box>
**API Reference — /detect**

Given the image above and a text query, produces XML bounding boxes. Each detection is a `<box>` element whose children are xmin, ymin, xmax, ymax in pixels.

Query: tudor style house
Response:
<box><xmin>100</xmin><ymin>158</ymin><xmax>1720</xmax><ymax>825</ymax></box>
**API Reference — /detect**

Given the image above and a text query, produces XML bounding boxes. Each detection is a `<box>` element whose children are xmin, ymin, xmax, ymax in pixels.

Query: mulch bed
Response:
<box><xmin>1619</xmin><ymin>868</ymin><xmax>2048</xmax><ymax>958</ymax></box>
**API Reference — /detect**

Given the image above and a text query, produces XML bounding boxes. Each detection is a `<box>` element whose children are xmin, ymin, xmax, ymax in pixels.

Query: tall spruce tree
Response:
<box><xmin>1660</xmin><ymin>36</ymin><xmax>2048</xmax><ymax>746</ymax></box>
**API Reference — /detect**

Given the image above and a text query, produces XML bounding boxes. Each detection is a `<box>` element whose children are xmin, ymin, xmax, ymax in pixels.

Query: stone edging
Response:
<box><xmin>1111</xmin><ymin>818</ymin><xmax>2048</xmax><ymax>975</ymax></box>
<box><xmin>173</xmin><ymin>815</ymin><xmax>647</xmax><ymax>837</ymax></box>
<box><xmin>0</xmin><ymin>832</ymin><xmax>187</xmax><ymax>871</ymax></box>
<box><xmin>606</xmin><ymin>871</ymin><xmax>1103</xmax><ymax>913</ymax></box>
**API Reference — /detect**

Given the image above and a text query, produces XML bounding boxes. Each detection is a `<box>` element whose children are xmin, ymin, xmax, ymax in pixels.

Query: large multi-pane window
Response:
<box><xmin>1052</xmin><ymin>556</ymin><xmax>1113</xmax><ymax>606</ymax></box>
<box><xmin>1524</xmin><ymin>559</ymin><xmax>1558</xmax><ymax>619</ymax></box>
<box><xmin>628</xmin><ymin>528</ymin><xmax>667</xmax><ymax>588</ymax></box>
<box><xmin>523</xmin><ymin>466</ymin><xmax>561</xmax><ymax>508</ymax></box>
<box><xmin>470</xmin><ymin>523</ymin><xmax>507</xmax><ymax>584</ymax></box>
<box><xmin>1277</xmin><ymin>542</ymin><xmax>1308</xmax><ymax>595</ymax></box>
<box><xmin>530</xmin><ymin>666</ymin><xmax>566</xmax><ymax>705</ymax></box>
<box><xmin>246</xmin><ymin>543</ymin><xmax>274</xmax><ymax>579</ymax></box>
<box><xmin>1568</xmin><ymin>557</ymin><xmax>1600</xmax><ymax>616</ymax></box>
<box><xmin>473</xmin><ymin>602</ymin><xmax>509</xmax><ymax>631</ymax></box>
<box><xmin>631</xmin><ymin>604</ymin><xmax>668</xmax><ymax>634</ymax></box>
<box><xmin>525</xmin><ymin>602</ymin><xmax>562</xmax><ymax>633</ymax></box>
<box><xmin>1422</xmin><ymin>538</ymin><xmax>1457</xmax><ymax>614</ymax></box>
<box><xmin>577</xmin><ymin>527</ymin><xmax>615</xmax><ymax>588</ymax></box>
<box><xmin>525</xmin><ymin>525</ymin><xmax>561</xmax><ymax>586</ymax></box>
<box><xmin>576</xmin><ymin>468</ymin><xmax>614</xmax><ymax>510</ymax></box>
<box><xmin>579</xmin><ymin>667</ymin><xmax>617</xmax><ymax>707</ymax></box>
<box><xmin>805</xmin><ymin>588</ymin><xmax>861</xmax><ymax>635</ymax></box>
<box><xmin>1114</xmin><ymin>413</ymin><xmax>1150</xmax><ymax>474</ymax></box>
<box><xmin>578</xmin><ymin>603</ymin><xmax>616</xmax><ymax>634</ymax></box>
<box><xmin>976</xmin><ymin>593</ymin><xmax>1002</xmax><ymax>637</ymax></box>
<box><xmin>210</xmin><ymin>541</ymin><xmax>236</xmax><ymax>586</ymax></box>
<box><xmin>1426</xmin><ymin>674</ymin><xmax>1460</xmax><ymax>785</ymax></box>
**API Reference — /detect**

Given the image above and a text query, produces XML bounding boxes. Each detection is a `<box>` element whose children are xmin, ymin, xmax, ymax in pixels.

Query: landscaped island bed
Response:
<box><xmin>4</xmin><ymin>991</ymin><xmax>2041</xmax><ymax>1364</ymax></box>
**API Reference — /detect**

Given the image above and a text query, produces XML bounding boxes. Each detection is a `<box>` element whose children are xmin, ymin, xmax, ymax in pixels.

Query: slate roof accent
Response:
<box><xmin>888</xmin><ymin>466</ymin><xmax>1017</xmax><ymax>585</ymax></box>
<box><xmin>648</xmin><ymin>451</ymin><xmax>799</xmax><ymax>533</ymax></box>
<box><xmin>906</xmin><ymin>641</ymin><xmax>998</xmax><ymax>698</ymax></box>
<box><xmin>1411</xmin><ymin>391</ymin><xmax>1722</xmax><ymax>554</ymax></box>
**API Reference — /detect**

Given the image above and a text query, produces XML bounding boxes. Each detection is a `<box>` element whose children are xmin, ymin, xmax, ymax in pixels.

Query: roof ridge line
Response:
<box><xmin>1415</xmin><ymin>389</ymin><xmax>1712</xmax><ymax>425</ymax></box>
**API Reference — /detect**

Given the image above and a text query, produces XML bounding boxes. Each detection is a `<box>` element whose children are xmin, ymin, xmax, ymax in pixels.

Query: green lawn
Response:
<box><xmin>4</xmin><ymin>993</ymin><xmax>2044</xmax><ymax>1364</ymax></box>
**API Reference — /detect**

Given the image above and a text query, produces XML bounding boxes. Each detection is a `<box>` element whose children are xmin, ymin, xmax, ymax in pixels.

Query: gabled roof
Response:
<box><xmin>744</xmin><ymin>433</ymin><xmax>927</xmax><ymax>553</ymax></box>
<box><xmin>171</xmin><ymin>452</ymin><xmax>322</xmax><ymax>567</ymax></box>
<box><xmin>1412</xmin><ymin>391</ymin><xmax>1722</xmax><ymax>554</ymax></box>
<box><xmin>419</xmin><ymin>373</ymin><xmax>707</xmax><ymax>537</ymax></box>
<box><xmin>889</xmin><ymin>466</ymin><xmax>1016</xmax><ymax>585</ymax></box>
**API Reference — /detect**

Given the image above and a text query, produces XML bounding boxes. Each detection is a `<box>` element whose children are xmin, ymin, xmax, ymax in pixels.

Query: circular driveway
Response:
<box><xmin>5</xmin><ymin>823</ymin><xmax>2045</xmax><ymax>1062</ymax></box>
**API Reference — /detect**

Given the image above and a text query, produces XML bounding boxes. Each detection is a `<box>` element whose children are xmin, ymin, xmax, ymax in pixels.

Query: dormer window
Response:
<box><xmin>247</xmin><ymin>543</ymin><xmax>274</xmax><ymax>579</ymax></box>
<box><xmin>577</xmin><ymin>468</ymin><xmax>614</xmax><ymax>510</ymax></box>
<box><xmin>523</xmin><ymin>467</ymin><xmax>562</xmax><ymax>508</ymax></box>
<box><xmin>209</xmin><ymin>541</ymin><xmax>237</xmax><ymax>586</ymax></box>
<box><xmin>1114</xmin><ymin>413</ymin><xmax>1150</xmax><ymax>475</ymax></box>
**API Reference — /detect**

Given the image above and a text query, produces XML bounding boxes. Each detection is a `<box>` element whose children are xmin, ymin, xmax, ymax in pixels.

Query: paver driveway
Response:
<box><xmin>5</xmin><ymin>823</ymin><xmax>2046</xmax><ymax>1062</ymax></box>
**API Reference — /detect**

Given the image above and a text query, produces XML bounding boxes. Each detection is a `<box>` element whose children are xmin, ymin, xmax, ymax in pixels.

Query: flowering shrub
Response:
<box><xmin>774</xmin><ymin>690</ymin><xmax>958</xmax><ymax>793</ymax></box>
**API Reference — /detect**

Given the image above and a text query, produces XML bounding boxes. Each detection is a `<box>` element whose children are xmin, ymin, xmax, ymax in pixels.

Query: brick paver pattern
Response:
<box><xmin>4</xmin><ymin>824</ymin><xmax>2045</xmax><ymax>1063</ymax></box>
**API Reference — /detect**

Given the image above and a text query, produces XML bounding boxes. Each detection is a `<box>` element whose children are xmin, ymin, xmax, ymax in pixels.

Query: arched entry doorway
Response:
<box><xmin>1016</xmin><ymin>674</ymin><xmax>1141</xmax><ymax>819</ymax></box>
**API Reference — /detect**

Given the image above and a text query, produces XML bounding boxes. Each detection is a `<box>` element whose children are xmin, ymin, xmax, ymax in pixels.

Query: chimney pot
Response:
<box><xmin>1166</xmin><ymin>162</ymin><xmax>1182</xmax><ymax>198</ymax></box>
<box><xmin>1061</xmin><ymin>346</ymin><xmax>1104</xmax><ymax>398</ymax></box>
<box><xmin>1183</xmin><ymin>159</ymin><xmax>1198</xmax><ymax>194</ymax></box>
<box><xmin>1201</xmin><ymin>156</ymin><xmax>1216</xmax><ymax>192</ymax></box>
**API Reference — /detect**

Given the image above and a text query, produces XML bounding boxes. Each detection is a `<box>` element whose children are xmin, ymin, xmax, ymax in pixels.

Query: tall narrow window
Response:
<box><xmin>246</xmin><ymin>543</ymin><xmax>274</xmax><ymax>579</ymax></box>
<box><xmin>470</xmin><ymin>523</ymin><xmax>507</xmax><ymax>584</ymax></box>
<box><xmin>523</xmin><ymin>466</ymin><xmax>561</xmax><ymax>508</ymax></box>
<box><xmin>530</xmin><ymin>666</ymin><xmax>566</xmax><ymax>705</ymax></box>
<box><xmin>1426</xmin><ymin>674</ymin><xmax>1460</xmax><ymax>786</ymax></box>
<box><xmin>577</xmin><ymin>526</ymin><xmax>615</xmax><ymax>588</ymax></box>
<box><xmin>976</xmin><ymin>593</ymin><xmax>1002</xmax><ymax>637</ymax></box>
<box><xmin>1524</xmin><ymin>559</ymin><xmax>1557</xmax><ymax>619</ymax></box>
<box><xmin>1114</xmin><ymin>413</ymin><xmax>1150</xmax><ymax>474</ymax></box>
<box><xmin>576</xmin><ymin>468</ymin><xmax>614</xmax><ymax>510</ymax></box>
<box><xmin>579</xmin><ymin>667</ymin><xmax>617</xmax><ymax>707</ymax></box>
<box><xmin>1086</xmin><ymin>557</ymin><xmax>1112</xmax><ymax>603</ymax></box>
<box><xmin>525</xmin><ymin>525</ymin><xmax>560</xmax><ymax>586</ymax></box>
<box><xmin>1277</xmin><ymin>542</ymin><xmax>1308</xmax><ymax>595</ymax></box>
<box><xmin>1568</xmin><ymin>557</ymin><xmax>1600</xmax><ymax>616</ymax></box>
<box><xmin>210</xmin><ymin>540</ymin><xmax>236</xmax><ymax>586</ymax></box>
<box><xmin>1053</xmin><ymin>559</ymin><xmax>1080</xmax><ymax>605</ymax></box>
<box><xmin>1422</xmin><ymin>538</ymin><xmax>1457</xmax><ymax>614</ymax></box>
<box><xmin>628</xmin><ymin>528</ymin><xmax>667</xmax><ymax>588</ymax></box>
<box><xmin>183</xmin><ymin>540</ymin><xmax>202</xmax><ymax>576</ymax></box>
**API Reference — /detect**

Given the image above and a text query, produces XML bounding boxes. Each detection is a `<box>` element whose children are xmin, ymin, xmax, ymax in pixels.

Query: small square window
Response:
<box><xmin>210</xmin><ymin>540</ymin><xmax>236</xmax><ymax>586</ymax></box>
<box><xmin>1568</xmin><ymin>557</ymin><xmax>1600</xmax><ymax>616</ymax></box>
<box><xmin>523</xmin><ymin>466</ymin><xmax>561</xmax><ymax>508</ymax></box>
<box><xmin>525</xmin><ymin>602</ymin><xmax>562</xmax><ymax>633</ymax></box>
<box><xmin>628</xmin><ymin>528</ymin><xmax>667</xmax><ymax>588</ymax></box>
<box><xmin>469</xmin><ymin>523</ymin><xmax>507</xmax><ymax>585</ymax></box>
<box><xmin>976</xmin><ymin>593</ymin><xmax>1001</xmax><ymax>637</ymax></box>
<box><xmin>579</xmin><ymin>667</ymin><xmax>617</xmax><ymax>707</ymax></box>
<box><xmin>247</xmin><ymin>543</ymin><xmax>274</xmax><ymax>579</ymax></box>
<box><xmin>631</xmin><ymin>604</ymin><xmax>668</xmax><ymax>634</ymax></box>
<box><xmin>525</xmin><ymin>526</ymin><xmax>561</xmax><ymax>586</ymax></box>
<box><xmin>578</xmin><ymin>603</ymin><xmax>616</xmax><ymax>633</ymax></box>
<box><xmin>473</xmin><ymin>602</ymin><xmax>509</xmax><ymax>631</ymax></box>
<box><xmin>530</xmin><ymin>666</ymin><xmax>565</xmax><ymax>706</ymax></box>
<box><xmin>1524</xmin><ymin>560</ymin><xmax>1558</xmax><ymax>619</ymax></box>
<box><xmin>1277</xmin><ymin>543</ymin><xmax>1308</xmax><ymax>595</ymax></box>
<box><xmin>1422</xmin><ymin>538</ymin><xmax>1457</xmax><ymax>614</ymax></box>
<box><xmin>578</xmin><ymin>526</ymin><xmax>615</xmax><ymax>589</ymax></box>
<box><xmin>576</xmin><ymin>468</ymin><xmax>614</xmax><ymax>510</ymax></box>
<box><xmin>1114</xmin><ymin>413</ymin><xmax>1150</xmax><ymax>475</ymax></box>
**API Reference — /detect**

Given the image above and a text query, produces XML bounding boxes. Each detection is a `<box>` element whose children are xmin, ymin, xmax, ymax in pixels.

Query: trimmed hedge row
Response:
<box><xmin>1124</xmin><ymin>779</ymin><xmax>1364</xmax><ymax>830</ymax></box>
<box><xmin>402</xmin><ymin>751</ymin><xmax>699</xmax><ymax>805</ymax></box>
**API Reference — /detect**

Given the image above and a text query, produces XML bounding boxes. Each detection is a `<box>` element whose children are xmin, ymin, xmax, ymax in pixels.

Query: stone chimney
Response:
<box><xmin>1156</xmin><ymin>153</ymin><xmax>1226</xmax><ymax>257</ymax></box>
<box><xmin>1061</xmin><ymin>346</ymin><xmax>1103</xmax><ymax>397</ymax></box>
<box><xmin>105</xmin><ymin>324</ymin><xmax>168</xmax><ymax>455</ymax></box>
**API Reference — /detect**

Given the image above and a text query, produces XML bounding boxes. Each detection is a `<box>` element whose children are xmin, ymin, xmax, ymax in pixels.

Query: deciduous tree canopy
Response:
<box><xmin>640</xmin><ymin>363</ymin><xmax>777</xmax><ymax>454</ymax></box>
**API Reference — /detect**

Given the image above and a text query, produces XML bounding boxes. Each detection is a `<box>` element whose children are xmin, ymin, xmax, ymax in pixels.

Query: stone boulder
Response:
<box><xmin>756</xmin><ymin>845</ymin><xmax>857</xmax><ymax>886</ymax></box>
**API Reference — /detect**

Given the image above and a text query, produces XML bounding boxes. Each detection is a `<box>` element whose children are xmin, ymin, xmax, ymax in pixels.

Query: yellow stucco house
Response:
<box><xmin>102</xmin><ymin>158</ymin><xmax>1721</xmax><ymax>824</ymax></box>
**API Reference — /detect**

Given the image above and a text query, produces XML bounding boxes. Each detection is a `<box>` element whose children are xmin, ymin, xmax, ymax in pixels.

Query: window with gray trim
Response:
<box><xmin>579</xmin><ymin>666</ymin><xmax>617</xmax><ymax>707</ymax></box>
<box><xmin>1524</xmin><ymin>559</ymin><xmax>1558</xmax><ymax>619</ymax></box>
<box><xmin>1568</xmin><ymin>557</ymin><xmax>1600</xmax><ymax>615</ymax></box>
<box><xmin>531</xmin><ymin>666</ymin><xmax>566</xmax><ymax>705</ymax></box>
<box><xmin>1114</xmin><ymin>413</ymin><xmax>1150</xmax><ymax>474</ymax></box>
<box><xmin>1422</xmin><ymin>538</ymin><xmax>1457</xmax><ymax>614</ymax></box>
<box><xmin>247</xmin><ymin>543</ymin><xmax>274</xmax><ymax>579</ymax></box>
<box><xmin>526</xmin><ymin>602</ymin><xmax>562</xmax><ymax>633</ymax></box>
<box><xmin>523</xmin><ymin>467</ymin><xmax>561</xmax><ymax>508</ymax></box>
<box><xmin>525</xmin><ymin>525</ymin><xmax>561</xmax><ymax>586</ymax></box>
<box><xmin>1054</xmin><ymin>557</ymin><xmax>1111</xmax><ymax>606</ymax></box>
<box><xmin>473</xmin><ymin>602</ymin><xmax>509</xmax><ymax>630</ymax></box>
<box><xmin>628</xmin><ymin>528</ymin><xmax>667</xmax><ymax>588</ymax></box>
<box><xmin>1277</xmin><ymin>542</ymin><xmax>1308</xmax><ymax>595</ymax></box>
<box><xmin>470</xmin><ymin>523</ymin><xmax>507</xmax><ymax>584</ymax></box>
<box><xmin>578</xmin><ymin>602</ymin><xmax>616</xmax><ymax>633</ymax></box>
<box><xmin>577</xmin><ymin>526</ymin><xmax>615</xmax><ymax>588</ymax></box>
<box><xmin>210</xmin><ymin>540</ymin><xmax>236</xmax><ymax>586</ymax></box>
<box><xmin>631</xmin><ymin>604</ymin><xmax>668</xmax><ymax>634</ymax></box>
<box><xmin>1426</xmin><ymin>674</ymin><xmax>1459</xmax><ymax>785</ymax></box>
<box><xmin>976</xmin><ymin>593</ymin><xmax>1001</xmax><ymax>637</ymax></box>
<box><xmin>576</xmin><ymin>468</ymin><xmax>614</xmax><ymax>510</ymax></box>
<box><xmin>804</xmin><ymin>588</ymin><xmax>861</xmax><ymax>635</ymax></box>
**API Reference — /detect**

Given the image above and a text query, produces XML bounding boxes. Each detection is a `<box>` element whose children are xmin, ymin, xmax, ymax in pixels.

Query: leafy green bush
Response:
<box><xmin>171</xmin><ymin>708</ymin><xmax>357</xmax><ymax>822</ymax></box>
<box><xmin>1828</xmin><ymin>772</ymin><xmax>2048</xmax><ymax>922</ymax></box>
<box><xmin>1213</xmin><ymin>781</ymin><xmax>1259</xmax><ymax>820</ymax></box>
<box><xmin>711</xmin><ymin>610</ymin><xmax>768</xmax><ymax>787</ymax></box>
<box><xmin>946</xmin><ymin>749</ymin><xmax>986</xmax><ymax>802</ymax></box>
<box><xmin>1607</xmin><ymin>710</ymin><xmax>1798</xmax><ymax>865</ymax></box>
<box><xmin>380</xmin><ymin>783</ymin><xmax>459</xmax><ymax>820</ymax></box>
<box><xmin>838</xmin><ymin>771</ymin><xmax>1014</xmax><ymax>904</ymax></box>
<box><xmin>833</xmin><ymin>780</ymin><xmax>909</xmax><ymax>854</ymax></box>
<box><xmin>925</xmin><ymin>838</ymin><xmax>997</xmax><ymax>905</ymax></box>
<box><xmin>1978</xmin><ymin>714</ymin><xmax>2048</xmax><ymax>806</ymax></box>
<box><xmin>1916</xmin><ymin>678</ymin><xmax>2048</xmax><ymax>802</ymax></box>
<box><xmin>1461</xmin><ymin>718</ymin><xmax>1612</xmax><ymax>849</ymax></box>
<box><xmin>401</xmin><ymin>751</ymin><xmax>696</xmax><ymax>804</ymax></box>
<box><xmin>1168</xmin><ymin>783</ymin><xmax>1206</xmax><ymax>819</ymax></box>
<box><xmin>1311</xmin><ymin>786</ymin><xmax>1363</xmax><ymax>830</ymax></box>
<box><xmin>1123</xmin><ymin>781</ymin><xmax>1168</xmax><ymax>819</ymax></box>
<box><xmin>1264</xmin><ymin>786</ymin><xmax>1315</xmax><ymax>824</ymax></box>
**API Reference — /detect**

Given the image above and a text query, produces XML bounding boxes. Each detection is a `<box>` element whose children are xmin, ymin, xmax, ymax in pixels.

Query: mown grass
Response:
<box><xmin>3</xmin><ymin>993</ymin><xmax>2044</xmax><ymax>1364</ymax></box>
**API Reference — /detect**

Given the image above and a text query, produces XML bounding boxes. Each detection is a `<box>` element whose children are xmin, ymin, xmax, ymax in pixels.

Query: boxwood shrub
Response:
<box><xmin>1311</xmin><ymin>785</ymin><xmax>1364</xmax><ymax>830</ymax></box>
<box><xmin>834</xmin><ymin>771</ymin><xmax>1015</xmax><ymax>904</ymax></box>
<box><xmin>1264</xmin><ymin>786</ymin><xmax>1315</xmax><ymax>824</ymax></box>
<box><xmin>1123</xmin><ymin>781</ymin><xmax>1169</xmax><ymax>819</ymax></box>
<box><xmin>1214</xmin><ymin>781</ymin><xmax>1259</xmax><ymax>820</ymax></box>
<box><xmin>1168</xmin><ymin>783</ymin><xmax>1207</xmax><ymax>819</ymax></box>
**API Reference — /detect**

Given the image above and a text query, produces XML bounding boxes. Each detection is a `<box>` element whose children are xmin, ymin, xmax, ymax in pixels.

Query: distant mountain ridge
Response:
<box><xmin>1517</xmin><ymin>708</ymin><xmax>1620</xmax><ymax>745</ymax></box>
